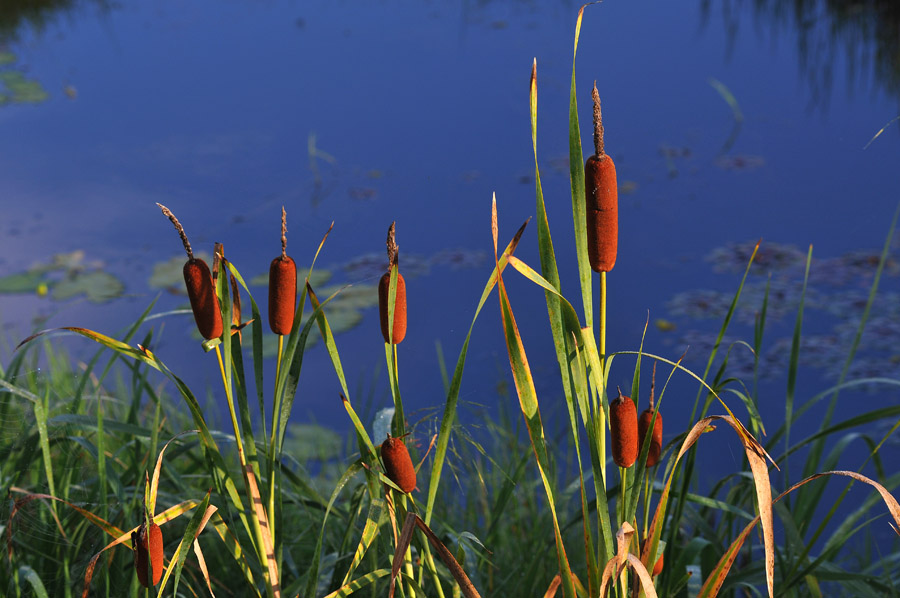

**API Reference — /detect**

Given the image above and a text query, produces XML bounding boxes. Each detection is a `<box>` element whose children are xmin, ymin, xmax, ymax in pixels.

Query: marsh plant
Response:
<box><xmin>2</xmin><ymin>6</ymin><xmax>900</xmax><ymax>598</ymax></box>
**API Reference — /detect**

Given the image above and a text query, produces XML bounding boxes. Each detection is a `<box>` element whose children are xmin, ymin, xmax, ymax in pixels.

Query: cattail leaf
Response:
<box><xmin>493</xmin><ymin>198</ymin><xmax>577</xmax><ymax>598</ymax></box>
<box><xmin>423</xmin><ymin>215</ymin><xmax>527</xmax><ymax>526</ymax></box>
<box><xmin>568</xmin><ymin>3</ymin><xmax>593</xmax><ymax>328</ymax></box>
<box><xmin>16</xmin><ymin>565</ymin><xmax>49</xmax><ymax>598</ymax></box>
<box><xmin>323</xmin><ymin>569</ymin><xmax>391</xmax><ymax>598</ymax></box>
<box><xmin>207</xmin><ymin>510</ymin><xmax>262</xmax><ymax>598</ymax></box>
<box><xmin>340</xmin><ymin>496</ymin><xmax>385</xmax><ymax>585</ymax></box>
<box><xmin>799</xmin><ymin>202</ymin><xmax>900</xmax><ymax>528</ymax></box>
<box><xmin>414</xmin><ymin>515</ymin><xmax>481</xmax><ymax>598</ymax></box>
<box><xmin>72</xmin><ymin>499</ymin><xmax>200</xmax><ymax>598</ymax></box>
<box><xmin>305</xmin><ymin>461</ymin><xmax>364</xmax><ymax>598</ymax></box>
<box><xmin>158</xmin><ymin>491</ymin><xmax>214</xmax><ymax>598</ymax></box>
<box><xmin>388</xmin><ymin>512</ymin><xmax>418</xmax><ymax>598</ymax></box>
<box><xmin>637</xmin><ymin>415</ymin><xmax>773</xmax><ymax>598</ymax></box>
<box><xmin>149</xmin><ymin>431</ymin><xmax>195</xmax><ymax>517</ymax></box>
<box><xmin>699</xmin><ymin>470</ymin><xmax>900</xmax><ymax>598</ymax></box>
<box><xmin>783</xmin><ymin>246</ymin><xmax>812</xmax><ymax>499</ymax></box>
<box><xmin>598</xmin><ymin>522</ymin><xmax>646</xmax><ymax>598</ymax></box>
<box><xmin>192</xmin><ymin>538</ymin><xmax>216</xmax><ymax>598</ymax></box>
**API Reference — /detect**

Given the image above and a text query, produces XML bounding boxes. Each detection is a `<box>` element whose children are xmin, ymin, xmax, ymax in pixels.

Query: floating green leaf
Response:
<box><xmin>51</xmin><ymin>271</ymin><xmax>124</xmax><ymax>303</ymax></box>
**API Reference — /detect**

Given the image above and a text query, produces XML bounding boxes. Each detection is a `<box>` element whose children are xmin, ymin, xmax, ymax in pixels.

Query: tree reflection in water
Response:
<box><xmin>700</xmin><ymin>0</ymin><xmax>900</xmax><ymax>110</ymax></box>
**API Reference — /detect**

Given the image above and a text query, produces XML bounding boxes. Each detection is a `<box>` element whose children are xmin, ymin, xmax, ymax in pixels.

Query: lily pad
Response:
<box><xmin>0</xmin><ymin>52</ymin><xmax>15</xmax><ymax>66</ymax></box>
<box><xmin>0</xmin><ymin>71</ymin><xmax>48</xmax><ymax>103</ymax></box>
<box><xmin>318</xmin><ymin>284</ymin><xmax>378</xmax><ymax>311</ymax></box>
<box><xmin>0</xmin><ymin>270</ymin><xmax>50</xmax><ymax>294</ymax></box>
<box><xmin>51</xmin><ymin>271</ymin><xmax>124</xmax><ymax>303</ymax></box>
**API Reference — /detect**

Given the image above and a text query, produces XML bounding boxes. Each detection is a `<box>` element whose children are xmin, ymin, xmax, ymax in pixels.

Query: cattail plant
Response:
<box><xmin>381</xmin><ymin>434</ymin><xmax>416</xmax><ymax>493</ymax></box>
<box><xmin>610</xmin><ymin>387</ymin><xmax>638</xmax><ymax>468</ymax></box>
<box><xmin>133</xmin><ymin>520</ymin><xmax>164</xmax><ymax>587</ymax></box>
<box><xmin>641</xmin><ymin>538</ymin><xmax>663</xmax><ymax>577</ymax></box>
<box><xmin>585</xmin><ymin>82</ymin><xmax>618</xmax><ymax>273</ymax></box>
<box><xmin>157</xmin><ymin>204</ymin><xmax>223</xmax><ymax>341</ymax></box>
<box><xmin>378</xmin><ymin>222</ymin><xmax>407</xmax><ymax>344</ymax></box>
<box><xmin>268</xmin><ymin>207</ymin><xmax>297</xmax><ymax>336</ymax></box>
<box><xmin>638</xmin><ymin>363</ymin><xmax>663</xmax><ymax>467</ymax></box>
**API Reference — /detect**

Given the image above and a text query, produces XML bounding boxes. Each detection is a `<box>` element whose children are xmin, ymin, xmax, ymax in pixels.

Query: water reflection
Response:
<box><xmin>701</xmin><ymin>0</ymin><xmax>900</xmax><ymax>109</ymax></box>
<box><xmin>0</xmin><ymin>0</ymin><xmax>110</xmax><ymax>39</ymax></box>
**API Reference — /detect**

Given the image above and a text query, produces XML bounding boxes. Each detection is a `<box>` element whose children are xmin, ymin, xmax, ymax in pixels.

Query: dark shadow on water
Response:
<box><xmin>701</xmin><ymin>0</ymin><xmax>900</xmax><ymax>112</ymax></box>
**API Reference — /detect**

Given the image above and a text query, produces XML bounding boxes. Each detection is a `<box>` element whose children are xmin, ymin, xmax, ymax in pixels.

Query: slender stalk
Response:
<box><xmin>599</xmin><ymin>271</ymin><xmax>608</xmax><ymax>487</ymax></box>
<box><xmin>216</xmin><ymin>345</ymin><xmax>275</xmax><ymax>598</ymax></box>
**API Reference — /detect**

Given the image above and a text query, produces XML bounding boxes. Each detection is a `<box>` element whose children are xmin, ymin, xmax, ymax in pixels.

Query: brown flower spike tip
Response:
<box><xmin>381</xmin><ymin>434</ymin><xmax>416</xmax><ymax>493</ymax></box>
<box><xmin>268</xmin><ymin>207</ymin><xmax>297</xmax><ymax>335</ymax></box>
<box><xmin>157</xmin><ymin>204</ymin><xmax>223</xmax><ymax>340</ymax></box>
<box><xmin>585</xmin><ymin>82</ymin><xmax>618</xmax><ymax>272</ymax></box>
<box><xmin>638</xmin><ymin>363</ymin><xmax>663</xmax><ymax>467</ymax></box>
<box><xmin>610</xmin><ymin>387</ymin><xmax>638</xmax><ymax>468</ymax></box>
<box><xmin>378</xmin><ymin>222</ymin><xmax>407</xmax><ymax>344</ymax></box>
<box><xmin>133</xmin><ymin>521</ymin><xmax>164</xmax><ymax>588</ymax></box>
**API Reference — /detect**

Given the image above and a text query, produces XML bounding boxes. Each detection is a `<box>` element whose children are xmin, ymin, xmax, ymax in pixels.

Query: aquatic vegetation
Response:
<box><xmin>0</xmin><ymin>249</ymin><xmax>123</xmax><ymax>303</ymax></box>
<box><xmin>0</xmin><ymin>70</ymin><xmax>48</xmax><ymax>105</ymax></box>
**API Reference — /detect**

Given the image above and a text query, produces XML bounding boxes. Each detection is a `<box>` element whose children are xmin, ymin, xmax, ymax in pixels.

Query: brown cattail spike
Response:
<box><xmin>610</xmin><ymin>387</ymin><xmax>638</xmax><ymax>468</ymax></box>
<box><xmin>381</xmin><ymin>435</ymin><xmax>416</xmax><ymax>493</ymax></box>
<box><xmin>638</xmin><ymin>363</ymin><xmax>663</xmax><ymax>467</ymax></box>
<box><xmin>183</xmin><ymin>258</ymin><xmax>224</xmax><ymax>340</ymax></box>
<box><xmin>378</xmin><ymin>222</ymin><xmax>407</xmax><ymax>344</ymax></box>
<box><xmin>269</xmin><ymin>207</ymin><xmax>297</xmax><ymax>335</ymax></box>
<box><xmin>585</xmin><ymin>84</ymin><xmax>618</xmax><ymax>273</ymax></box>
<box><xmin>158</xmin><ymin>204</ymin><xmax>223</xmax><ymax>340</ymax></box>
<box><xmin>133</xmin><ymin>521</ymin><xmax>164</xmax><ymax>587</ymax></box>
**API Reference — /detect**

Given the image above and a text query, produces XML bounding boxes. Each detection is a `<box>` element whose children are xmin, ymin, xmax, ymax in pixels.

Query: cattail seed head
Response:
<box><xmin>183</xmin><ymin>258</ymin><xmax>223</xmax><ymax>340</ymax></box>
<box><xmin>585</xmin><ymin>83</ymin><xmax>618</xmax><ymax>273</ymax></box>
<box><xmin>381</xmin><ymin>435</ymin><xmax>416</xmax><ymax>493</ymax></box>
<box><xmin>378</xmin><ymin>271</ymin><xmax>407</xmax><ymax>344</ymax></box>
<box><xmin>268</xmin><ymin>256</ymin><xmax>297</xmax><ymax>335</ymax></box>
<box><xmin>378</xmin><ymin>222</ymin><xmax>407</xmax><ymax>344</ymax></box>
<box><xmin>610</xmin><ymin>388</ymin><xmax>638</xmax><ymax>468</ymax></box>
<box><xmin>638</xmin><ymin>408</ymin><xmax>663</xmax><ymax>467</ymax></box>
<box><xmin>133</xmin><ymin>521</ymin><xmax>164</xmax><ymax>587</ymax></box>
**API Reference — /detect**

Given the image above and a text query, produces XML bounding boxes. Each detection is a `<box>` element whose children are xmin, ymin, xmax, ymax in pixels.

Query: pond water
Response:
<box><xmin>1</xmin><ymin>0</ymin><xmax>899</xmax><ymax>528</ymax></box>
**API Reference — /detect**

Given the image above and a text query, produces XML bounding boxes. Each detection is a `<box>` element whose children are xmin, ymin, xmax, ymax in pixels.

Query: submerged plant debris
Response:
<box><xmin>668</xmin><ymin>239</ymin><xmax>900</xmax><ymax>387</ymax></box>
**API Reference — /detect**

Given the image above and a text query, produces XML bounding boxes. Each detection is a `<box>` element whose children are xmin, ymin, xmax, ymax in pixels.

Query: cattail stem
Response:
<box><xmin>599</xmin><ymin>271</ymin><xmax>608</xmax><ymax>489</ymax></box>
<box><xmin>157</xmin><ymin>203</ymin><xmax>193</xmax><ymax>260</ymax></box>
<box><xmin>215</xmin><ymin>344</ymin><xmax>275</xmax><ymax>597</ymax></box>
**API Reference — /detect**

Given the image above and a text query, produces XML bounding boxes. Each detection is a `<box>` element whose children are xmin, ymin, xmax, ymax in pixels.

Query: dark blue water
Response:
<box><xmin>1</xmin><ymin>1</ymin><xmax>899</xmax><ymax>551</ymax></box>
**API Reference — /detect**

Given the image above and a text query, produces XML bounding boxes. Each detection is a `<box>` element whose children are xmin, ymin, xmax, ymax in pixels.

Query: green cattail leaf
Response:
<box><xmin>424</xmin><ymin>217</ymin><xmax>528</xmax><ymax>526</ymax></box>
<box><xmin>494</xmin><ymin>199</ymin><xmax>576</xmax><ymax>598</ymax></box>
<box><xmin>305</xmin><ymin>461</ymin><xmax>364</xmax><ymax>598</ymax></box>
